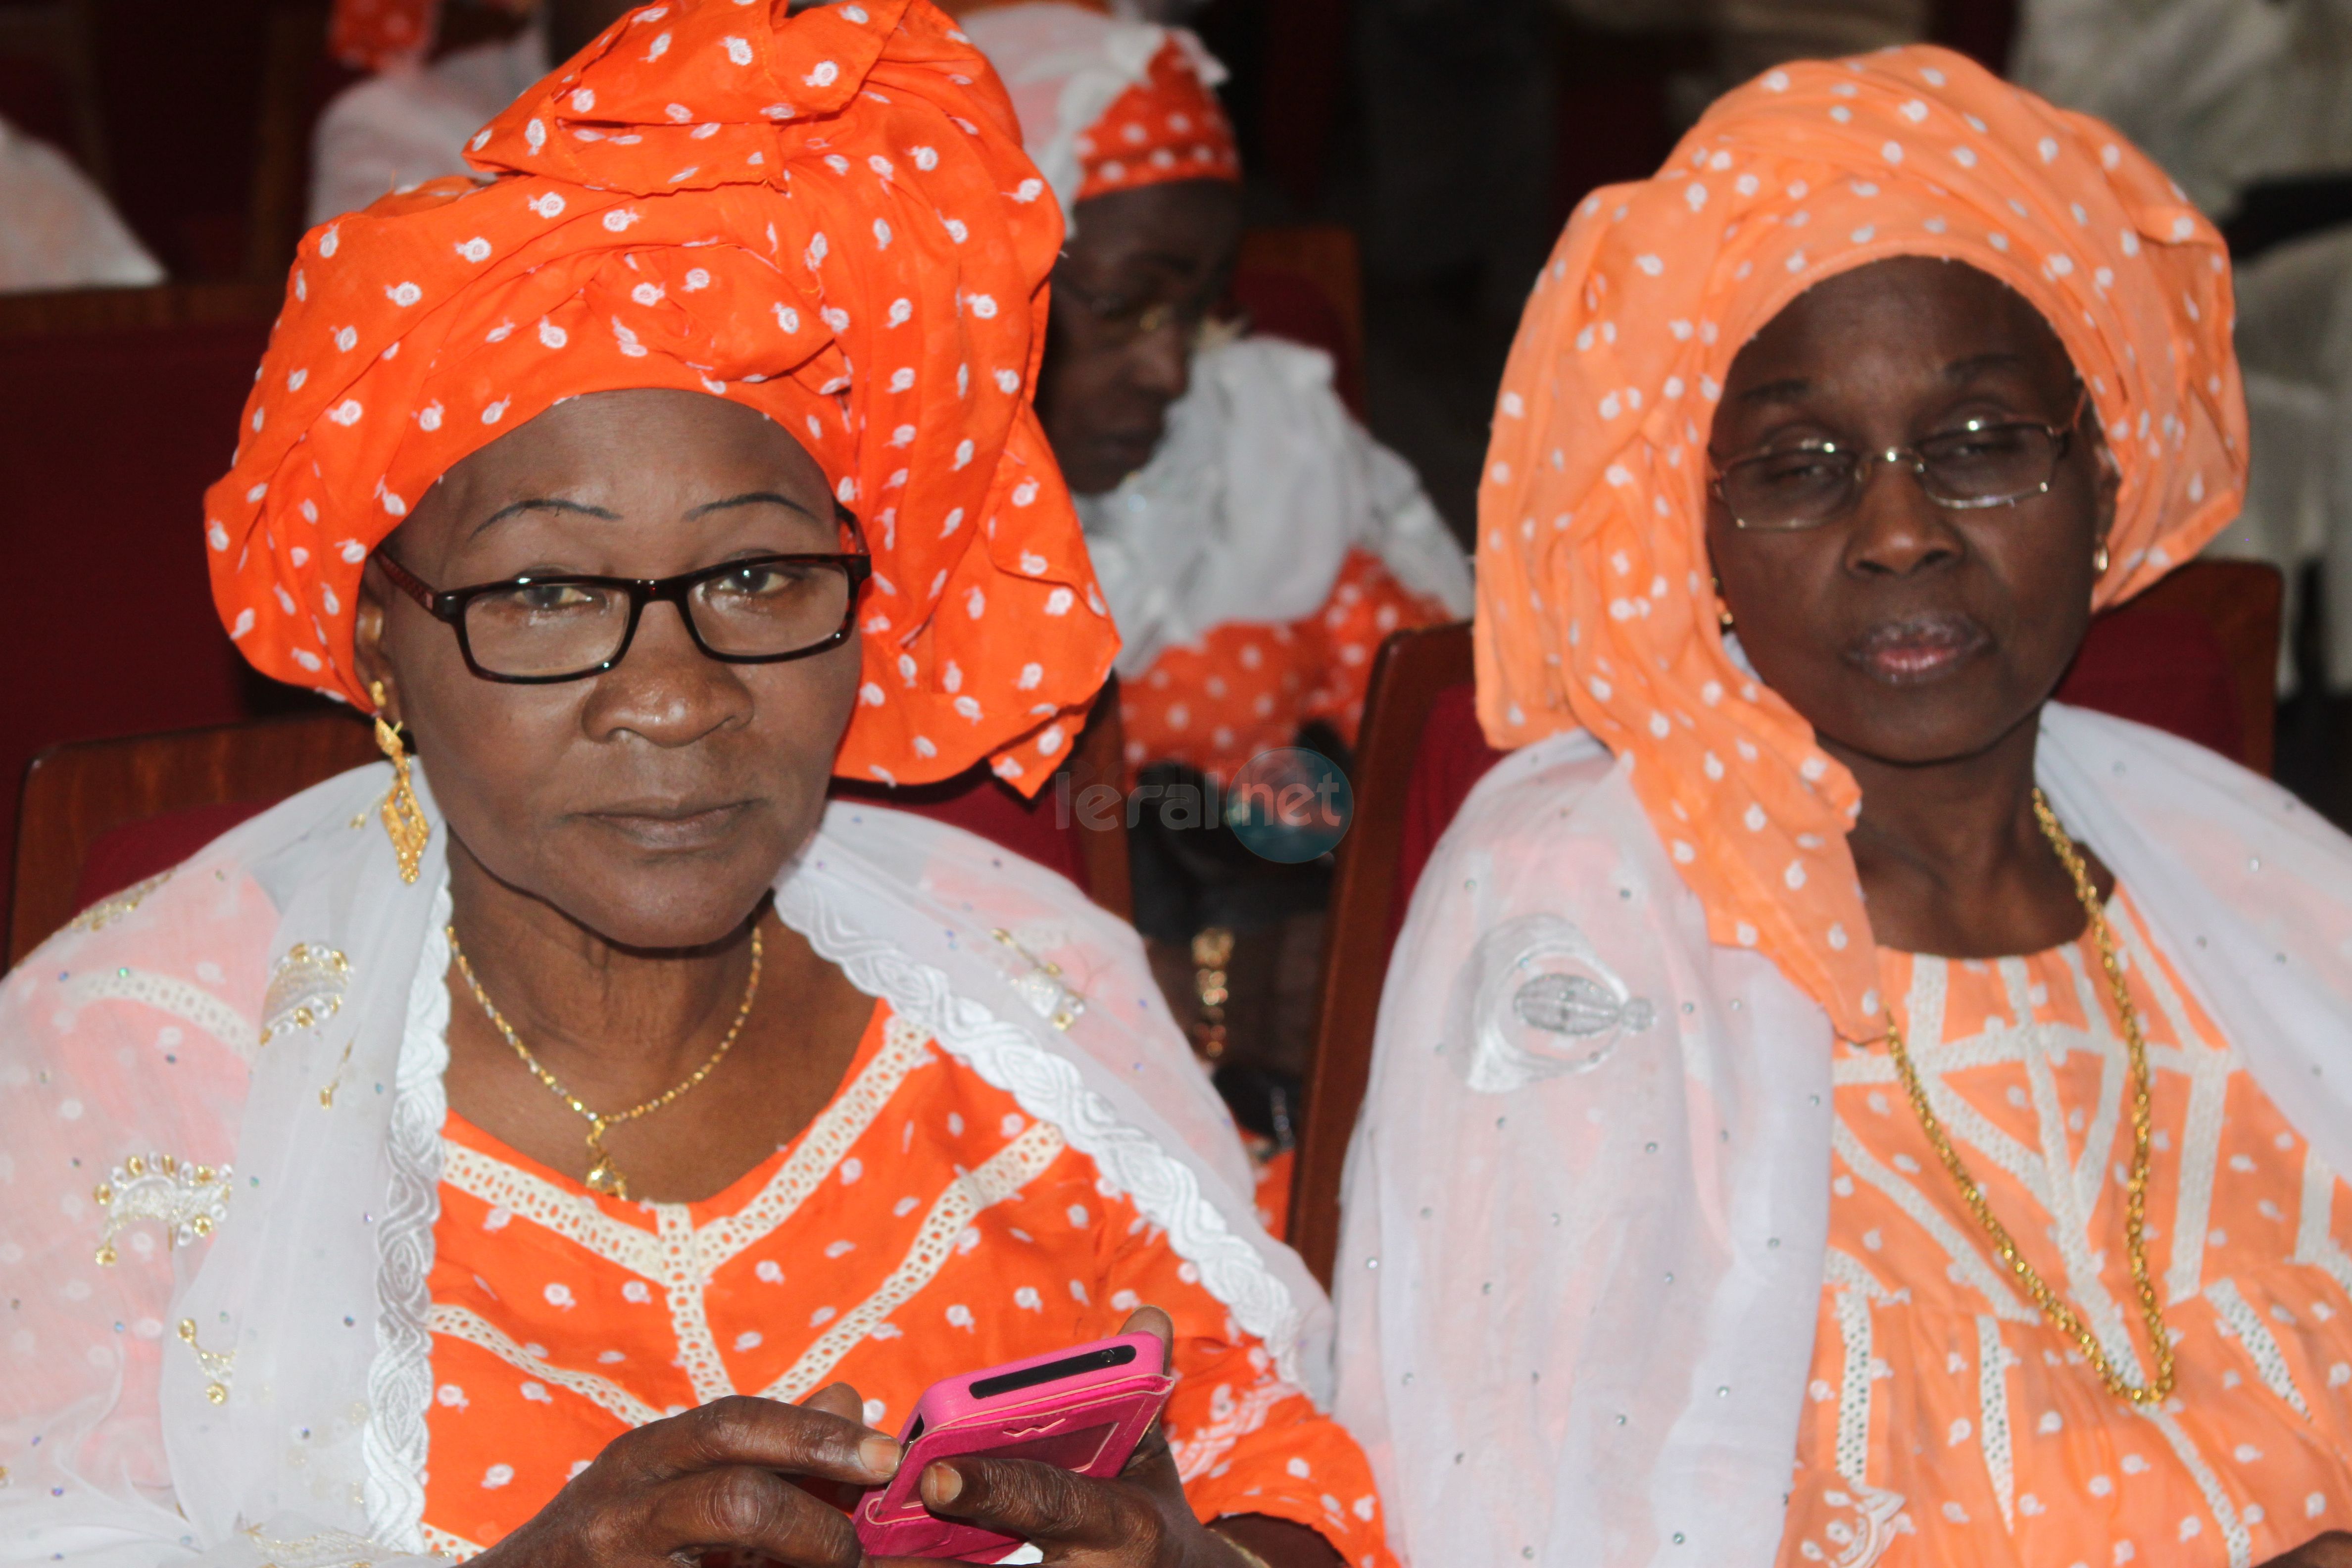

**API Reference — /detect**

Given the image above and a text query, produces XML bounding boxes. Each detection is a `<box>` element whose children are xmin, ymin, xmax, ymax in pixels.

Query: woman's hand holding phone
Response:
<box><xmin>867</xmin><ymin>1307</ymin><xmax>1340</xmax><ymax>1568</ymax></box>
<box><xmin>467</xmin><ymin>1384</ymin><xmax>902</xmax><ymax>1568</ymax></box>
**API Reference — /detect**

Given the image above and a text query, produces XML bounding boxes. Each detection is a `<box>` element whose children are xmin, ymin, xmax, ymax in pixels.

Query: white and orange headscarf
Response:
<box><xmin>956</xmin><ymin>1</ymin><xmax>1235</xmax><ymax>219</ymax></box>
<box><xmin>209</xmin><ymin>0</ymin><xmax>1116</xmax><ymax>793</ymax></box>
<box><xmin>1475</xmin><ymin>45</ymin><xmax>2248</xmax><ymax>1042</ymax></box>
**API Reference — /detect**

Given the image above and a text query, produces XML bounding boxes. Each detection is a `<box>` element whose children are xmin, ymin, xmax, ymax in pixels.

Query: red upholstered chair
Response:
<box><xmin>6</xmin><ymin>688</ymin><xmax>1134</xmax><ymax>969</ymax></box>
<box><xmin>1286</xmin><ymin>558</ymin><xmax>2285</xmax><ymax>1285</ymax></box>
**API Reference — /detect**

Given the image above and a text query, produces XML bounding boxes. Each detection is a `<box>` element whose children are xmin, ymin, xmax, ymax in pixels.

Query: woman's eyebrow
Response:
<box><xmin>1943</xmin><ymin>350</ymin><xmax>2030</xmax><ymax>381</ymax></box>
<box><xmin>468</xmin><ymin>496</ymin><xmax>621</xmax><ymax>540</ymax></box>
<box><xmin>1732</xmin><ymin>376</ymin><xmax>1813</xmax><ymax>406</ymax></box>
<box><xmin>686</xmin><ymin>490</ymin><xmax>823</xmax><ymax>521</ymax></box>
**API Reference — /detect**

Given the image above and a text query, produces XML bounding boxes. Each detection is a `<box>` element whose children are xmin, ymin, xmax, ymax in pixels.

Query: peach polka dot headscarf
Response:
<box><xmin>1475</xmin><ymin>45</ymin><xmax>2247</xmax><ymax>1042</ymax></box>
<box><xmin>957</xmin><ymin>3</ymin><xmax>1235</xmax><ymax>219</ymax></box>
<box><xmin>206</xmin><ymin>0</ymin><xmax>1117</xmax><ymax>793</ymax></box>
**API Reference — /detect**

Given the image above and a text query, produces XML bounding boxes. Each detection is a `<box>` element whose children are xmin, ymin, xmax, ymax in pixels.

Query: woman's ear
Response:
<box><xmin>2087</xmin><ymin>424</ymin><xmax>2122</xmax><ymax>556</ymax></box>
<box><xmin>353</xmin><ymin>556</ymin><xmax>398</xmax><ymax>720</ymax></box>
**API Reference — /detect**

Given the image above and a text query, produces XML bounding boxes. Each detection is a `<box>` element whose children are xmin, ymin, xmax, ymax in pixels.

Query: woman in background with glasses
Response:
<box><xmin>956</xmin><ymin>2</ymin><xmax>1472</xmax><ymax>1175</ymax></box>
<box><xmin>0</xmin><ymin>6</ymin><xmax>1394</xmax><ymax>1568</ymax></box>
<box><xmin>1338</xmin><ymin>44</ymin><xmax>2352</xmax><ymax>1568</ymax></box>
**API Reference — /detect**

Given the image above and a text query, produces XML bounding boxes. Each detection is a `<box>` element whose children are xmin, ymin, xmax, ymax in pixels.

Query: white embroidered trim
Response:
<box><xmin>362</xmin><ymin>882</ymin><xmax>452</xmax><ymax>1552</ymax></box>
<box><xmin>1830</xmin><ymin>1122</ymin><xmax>2034</xmax><ymax>1322</ymax></box>
<box><xmin>2144</xmin><ymin>1405</ymin><xmax>2253</xmax><ymax>1568</ymax></box>
<box><xmin>758</xmin><ymin>1121</ymin><xmax>1066</xmax><ymax>1402</ymax></box>
<box><xmin>61</xmin><ymin>966</ymin><xmax>256</xmax><ymax>1060</ymax></box>
<box><xmin>243</xmin><ymin>1524</ymin><xmax>386</xmax><ymax>1568</ymax></box>
<box><xmin>2205</xmin><ymin>1276</ymin><xmax>2309</xmax><ymax>1417</ymax></box>
<box><xmin>777</xmin><ymin>882</ymin><xmax>1310</xmax><ymax>1388</ymax></box>
<box><xmin>1821</xmin><ymin>1247</ymin><xmax>1887</xmax><ymax>1484</ymax></box>
<box><xmin>2295</xmin><ymin>1148</ymin><xmax>2352</xmax><ymax>1297</ymax></box>
<box><xmin>427</xmin><ymin>1301</ymin><xmax>664</xmax><ymax>1426</ymax></box>
<box><xmin>1974</xmin><ymin>1314</ymin><xmax>2014</xmax><ymax>1529</ymax></box>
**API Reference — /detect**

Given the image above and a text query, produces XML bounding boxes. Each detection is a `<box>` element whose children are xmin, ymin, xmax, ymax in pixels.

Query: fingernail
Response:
<box><xmin>923</xmin><ymin>1463</ymin><xmax>963</xmax><ymax>1506</ymax></box>
<box><xmin>860</xmin><ymin>1435</ymin><xmax>901</xmax><ymax>1477</ymax></box>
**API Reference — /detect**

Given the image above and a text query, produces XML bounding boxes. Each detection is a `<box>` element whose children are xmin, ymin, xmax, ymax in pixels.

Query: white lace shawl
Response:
<box><xmin>1334</xmin><ymin>703</ymin><xmax>2352</xmax><ymax>1567</ymax></box>
<box><xmin>0</xmin><ymin>762</ymin><xmax>1325</xmax><ymax>1568</ymax></box>
<box><xmin>1076</xmin><ymin>336</ymin><xmax>1475</xmax><ymax>679</ymax></box>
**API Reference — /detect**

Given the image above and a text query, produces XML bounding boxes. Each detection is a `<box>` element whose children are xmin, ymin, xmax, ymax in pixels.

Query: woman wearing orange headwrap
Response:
<box><xmin>0</xmin><ymin>6</ymin><xmax>1393</xmax><ymax>1568</ymax></box>
<box><xmin>1337</xmin><ymin>45</ymin><xmax>2352</xmax><ymax>1568</ymax></box>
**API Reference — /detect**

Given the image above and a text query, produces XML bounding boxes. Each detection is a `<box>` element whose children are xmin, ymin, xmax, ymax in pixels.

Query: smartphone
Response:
<box><xmin>852</xmin><ymin>1330</ymin><xmax>1176</xmax><ymax>1562</ymax></box>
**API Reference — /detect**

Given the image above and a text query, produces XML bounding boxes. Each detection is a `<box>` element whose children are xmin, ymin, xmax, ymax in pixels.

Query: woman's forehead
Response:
<box><xmin>1727</xmin><ymin>258</ymin><xmax>2072</xmax><ymax>393</ymax></box>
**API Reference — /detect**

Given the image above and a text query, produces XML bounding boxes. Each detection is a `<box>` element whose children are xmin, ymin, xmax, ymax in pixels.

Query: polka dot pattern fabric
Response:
<box><xmin>1782</xmin><ymin>890</ymin><xmax>2352</xmax><ymax>1563</ymax></box>
<box><xmin>422</xmin><ymin>1000</ymin><xmax>1395</xmax><ymax>1566</ymax></box>
<box><xmin>207</xmin><ymin>0</ymin><xmax>1118</xmax><ymax>794</ymax></box>
<box><xmin>1121</xmin><ymin>549</ymin><xmax>1449</xmax><ymax>785</ymax></box>
<box><xmin>1474</xmin><ymin>45</ymin><xmax>2248</xmax><ymax>1043</ymax></box>
<box><xmin>1071</xmin><ymin>34</ymin><xmax>1237</xmax><ymax>203</ymax></box>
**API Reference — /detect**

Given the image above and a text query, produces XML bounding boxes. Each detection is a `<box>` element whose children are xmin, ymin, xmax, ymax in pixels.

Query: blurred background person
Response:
<box><xmin>307</xmin><ymin>0</ymin><xmax>632</xmax><ymax>223</ymax></box>
<box><xmin>961</xmin><ymin>0</ymin><xmax>1472</xmax><ymax>1180</ymax></box>
<box><xmin>0</xmin><ymin>108</ymin><xmax>158</xmax><ymax>291</ymax></box>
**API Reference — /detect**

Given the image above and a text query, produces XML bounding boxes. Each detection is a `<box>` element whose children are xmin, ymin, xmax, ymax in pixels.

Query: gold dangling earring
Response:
<box><xmin>2092</xmin><ymin>542</ymin><xmax>2111</xmax><ymax>576</ymax></box>
<box><xmin>369</xmin><ymin>680</ymin><xmax>429</xmax><ymax>884</ymax></box>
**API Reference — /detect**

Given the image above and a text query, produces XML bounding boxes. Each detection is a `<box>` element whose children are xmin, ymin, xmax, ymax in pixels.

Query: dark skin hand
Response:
<box><xmin>354</xmin><ymin>388</ymin><xmax>1332</xmax><ymax>1567</ymax></box>
<box><xmin>1706</xmin><ymin>256</ymin><xmax>2119</xmax><ymax>959</ymax></box>
<box><xmin>1036</xmin><ymin>179</ymin><xmax>1244</xmax><ymax>496</ymax></box>
<box><xmin>1711</xmin><ymin>258</ymin><xmax>2338</xmax><ymax>1568</ymax></box>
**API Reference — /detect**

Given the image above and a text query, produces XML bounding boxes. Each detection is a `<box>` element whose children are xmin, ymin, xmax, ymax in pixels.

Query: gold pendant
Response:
<box><xmin>582</xmin><ymin>1127</ymin><xmax>628</xmax><ymax>1199</ymax></box>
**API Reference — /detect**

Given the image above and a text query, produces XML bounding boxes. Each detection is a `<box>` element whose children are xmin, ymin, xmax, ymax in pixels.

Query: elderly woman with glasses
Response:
<box><xmin>955</xmin><ymin>1</ymin><xmax>1472</xmax><ymax>1130</ymax></box>
<box><xmin>0</xmin><ymin>7</ymin><xmax>1396</xmax><ymax>1568</ymax></box>
<box><xmin>1337</xmin><ymin>45</ymin><xmax>2352</xmax><ymax>1568</ymax></box>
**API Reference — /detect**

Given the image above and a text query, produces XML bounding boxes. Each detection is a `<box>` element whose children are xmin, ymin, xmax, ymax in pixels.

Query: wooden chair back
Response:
<box><xmin>8</xmin><ymin>689</ymin><xmax>1133</xmax><ymax>970</ymax></box>
<box><xmin>1288</xmin><ymin>557</ymin><xmax>2286</xmax><ymax>1285</ymax></box>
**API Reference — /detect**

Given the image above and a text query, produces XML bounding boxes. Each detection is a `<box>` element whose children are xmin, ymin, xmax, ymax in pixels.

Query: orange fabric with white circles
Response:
<box><xmin>1072</xmin><ymin>34</ymin><xmax>1237</xmax><ymax>203</ymax></box>
<box><xmin>207</xmin><ymin>0</ymin><xmax>1117</xmax><ymax>794</ymax></box>
<box><xmin>1473</xmin><ymin>45</ymin><xmax>2248</xmax><ymax>1043</ymax></box>
<box><xmin>422</xmin><ymin>999</ymin><xmax>1396</xmax><ymax>1564</ymax></box>
<box><xmin>1780</xmin><ymin>894</ymin><xmax>2352</xmax><ymax>1562</ymax></box>
<box><xmin>1120</xmin><ymin>550</ymin><xmax>1449</xmax><ymax>785</ymax></box>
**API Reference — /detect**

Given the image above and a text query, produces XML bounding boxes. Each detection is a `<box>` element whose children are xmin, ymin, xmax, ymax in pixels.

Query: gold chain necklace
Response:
<box><xmin>447</xmin><ymin>924</ymin><xmax>762</xmax><ymax>1201</ymax></box>
<box><xmin>1880</xmin><ymin>788</ymin><xmax>2175</xmax><ymax>1406</ymax></box>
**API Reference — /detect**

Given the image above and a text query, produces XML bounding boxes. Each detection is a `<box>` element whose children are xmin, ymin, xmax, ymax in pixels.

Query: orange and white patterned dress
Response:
<box><xmin>1780</xmin><ymin>889</ymin><xmax>2352</xmax><ymax>1567</ymax></box>
<box><xmin>422</xmin><ymin>998</ymin><xmax>1393</xmax><ymax>1565</ymax></box>
<box><xmin>1119</xmin><ymin>550</ymin><xmax>1451</xmax><ymax>786</ymax></box>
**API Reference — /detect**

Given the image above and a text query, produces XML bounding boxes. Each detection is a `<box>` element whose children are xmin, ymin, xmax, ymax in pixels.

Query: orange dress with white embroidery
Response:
<box><xmin>1118</xmin><ymin>549</ymin><xmax>1451</xmax><ymax>785</ymax></box>
<box><xmin>421</xmin><ymin>998</ymin><xmax>1393</xmax><ymax>1565</ymax></box>
<box><xmin>1778</xmin><ymin>889</ymin><xmax>2352</xmax><ymax>1567</ymax></box>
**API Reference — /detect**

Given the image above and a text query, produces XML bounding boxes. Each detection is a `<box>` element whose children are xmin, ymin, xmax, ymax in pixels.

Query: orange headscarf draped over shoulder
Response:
<box><xmin>208</xmin><ymin>0</ymin><xmax>1116</xmax><ymax>793</ymax></box>
<box><xmin>1475</xmin><ymin>46</ymin><xmax>2247</xmax><ymax>1042</ymax></box>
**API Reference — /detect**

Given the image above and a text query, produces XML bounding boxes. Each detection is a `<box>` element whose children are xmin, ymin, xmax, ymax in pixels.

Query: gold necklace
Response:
<box><xmin>447</xmin><ymin>924</ymin><xmax>762</xmax><ymax>1200</ymax></box>
<box><xmin>1880</xmin><ymin>788</ymin><xmax>2175</xmax><ymax>1406</ymax></box>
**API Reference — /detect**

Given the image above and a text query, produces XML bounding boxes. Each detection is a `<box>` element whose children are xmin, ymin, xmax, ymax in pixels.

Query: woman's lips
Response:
<box><xmin>1848</xmin><ymin>614</ymin><xmax>1991</xmax><ymax>684</ymax></box>
<box><xmin>586</xmin><ymin>800</ymin><xmax>753</xmax><ymax>850</ymax></box>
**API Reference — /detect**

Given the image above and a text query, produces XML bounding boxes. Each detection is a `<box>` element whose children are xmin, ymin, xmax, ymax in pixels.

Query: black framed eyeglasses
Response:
<box><xmin>374</xmin><ymin>508</ymin><xmax>873</xmax><ymax>684</ymax></box>
<box><xmin>1709</xmin><ymin>387</ymin><xmax>2091</xmax><ymax>532</ymax></box>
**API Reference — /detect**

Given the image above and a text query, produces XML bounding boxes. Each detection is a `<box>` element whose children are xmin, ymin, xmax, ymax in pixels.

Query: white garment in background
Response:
<box><xmin>0</xmin><ymin>113</ymin><xmax>161</xmax><ymax>293</ymax></box>
<box><xmin>307</xmin><ymin>29</ymin><xmax>548</xmax><ymax>225</ymax></box>
<box><xmin>2210</xmin><ymin>226</ymin><xmax>2352</xmax><ymax>686</ymax></box>
<box><xmin>2012</xmin><ymin>0</ymin><xmax>2352</xmax><ymax>218</ymax></box>
<box><xmin>1336</xmin><ymin>702</ymin><xmax>2352</xmax><ymax>1566</ymax></box>
<box><xmin>1077</xmin><ymin>336</ymin><xmax>1474</xmax><ymax>679</ymax></box>
<box><xmin>957</xmin><ymin>1</ymin><xmax>1223</xmax><ymax>228</ymax></box>
<box><xmin>0</xmin><ymin>763</ymin><xmax>1325</xmax><ymax>1568</ymax></box>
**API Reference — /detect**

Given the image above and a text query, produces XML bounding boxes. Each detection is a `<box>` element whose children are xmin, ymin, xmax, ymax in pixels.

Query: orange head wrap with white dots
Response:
<box><xmin>206</xmin><ymin>0</ymin><xmax>1117</xmax><ymax>793</ymax></box>
<box><xmin>1475</xmin><ymin>45</ymin><xmax>2248</xmax><ymax>1041</ymax></box>
<box><xmin>957</xmin><ymin>3</ymin><xmax>1235</xmax><ymax>217</ymax></box>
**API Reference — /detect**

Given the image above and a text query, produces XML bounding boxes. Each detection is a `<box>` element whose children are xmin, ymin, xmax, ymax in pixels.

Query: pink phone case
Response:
<box><xmin>853</xmin><ymin>1331</ymin><xmax>1175</xmax><ymax>1562</ymax></box>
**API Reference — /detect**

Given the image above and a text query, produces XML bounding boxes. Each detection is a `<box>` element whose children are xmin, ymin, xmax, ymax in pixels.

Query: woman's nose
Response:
<box><xmin>582</xmin><ymin>600</ymin><xmax>754</xmax><ymax>746</ymax></box>
<box><xmin>1844</xmin><ymin>454</ymin><xmax>1964</xmax><ymax>576</ymax></box>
